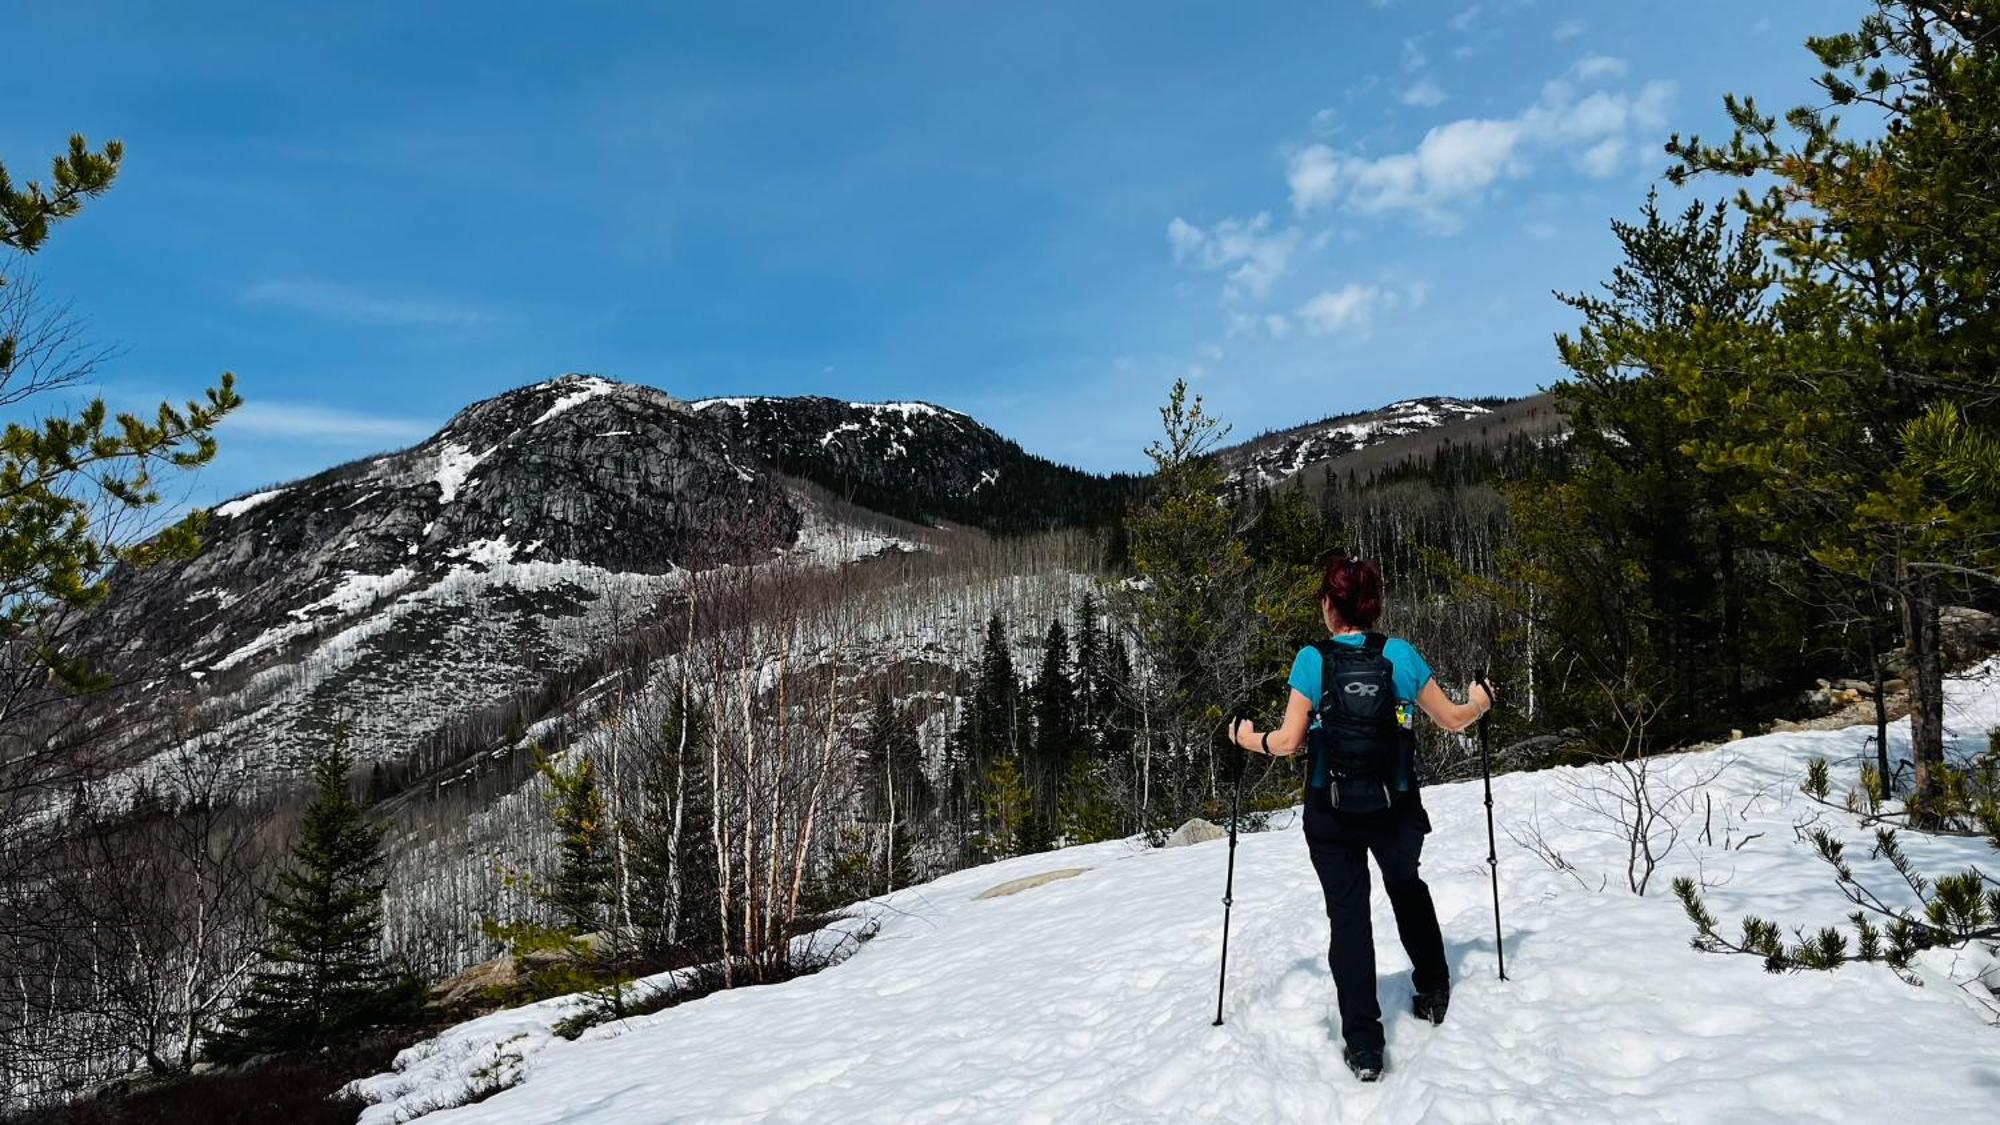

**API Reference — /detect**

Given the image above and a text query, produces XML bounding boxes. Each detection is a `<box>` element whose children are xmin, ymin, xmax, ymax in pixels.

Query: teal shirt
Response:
<box><xmin>1289</xmin><ymin>634</ymin><xmax>1435</xmax><ymax>715</ymax></box>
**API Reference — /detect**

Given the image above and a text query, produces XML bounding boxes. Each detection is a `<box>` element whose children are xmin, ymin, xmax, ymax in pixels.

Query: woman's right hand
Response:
<box><xmin>1230</xmin><ymin>718</ymin><xmax>1256</xmax><ymax>751</ymax></box>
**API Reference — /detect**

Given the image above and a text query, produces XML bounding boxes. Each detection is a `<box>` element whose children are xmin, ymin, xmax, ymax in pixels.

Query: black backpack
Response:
<box><xmin>1307</xmin><ymin>633</ymin><xmax>1418</xmax><ymax>813</ymax></box>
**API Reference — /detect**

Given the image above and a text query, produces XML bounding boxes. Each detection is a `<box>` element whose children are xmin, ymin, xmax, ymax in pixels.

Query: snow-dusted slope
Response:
<box><xmin>354</xmin><ymin>663</ymin><xmax>2000</xmax><ymax>1124</ymax></box>
<box><xmin>1217</xmin><ymin>397</ymin><xmax>1493</xmax><ymax>488</ymax></box>
<box><xmin>65</xmin><ymin>374</ymin><xmax>923</xmax><ymax>791</ymax></box>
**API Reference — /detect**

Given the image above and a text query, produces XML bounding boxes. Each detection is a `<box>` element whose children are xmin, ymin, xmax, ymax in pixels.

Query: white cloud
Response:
<box><xmin>1166</xmin><ymin>212</ymin><xmax>1301</xmax><ymax>301</ymax></box>
<box><xmin>1415</xmin><ymin>118</ymin><xmax>1525</xmax><ymax>196</ymax></box>
<box><xmin>1553</xmin><ymin>19</ymin><xmax>1585</xmax><ymax>41</ymax></box>
<box><xmin>224</xmin><ymin>401</ymin><xmax>435</xmax><ymax>444</ymax></box>
<box><xmin>1288</xmin><ymin>145</ymin><xmax>1342</xmax><ymax>213</ymax></box>
<box><xmin>1401</xmin><ymin>35</ymin><xmax>1429</xmax><ymax>73</ymax></box>
<box><xmin>1265</xmin><ymin>314</ymin><xmax>1293</xmax><ymax>338</ymax></box>
<box><xmin>1525</xmin><ymin>220</ymin><xmax>1560</xmax><ymax>239</ymax></box>
<box><xmin>1287</xmin><ymin>67</ymin><xmax>1676</xmax><ymax>230</ymax></box>
<box><xmin>1401</xmin><ymin>78</ymin><xmax>1447</xmax><ymax>107</ymax></box>
<box><xmin>1448</xmin><ymin>4</ymin><xmax>1483</xmax><ymax>33</ymax></box>
<box><xmin>1297</xmin><ymin>285</ymin><xmax>1383</xmax><ymax>336</ymax></box>
<box><xmin>1576</xmin><ymin>136</ymin><xmax>1627</xmax><ymax>178</ymax></box>
<box><xmin>1572</xmin><ymin>54</ymin><xmax>1629</xmax><ymax>81</ymax></box>
<box><xmin>243</xmin><ymin>279</ymin><xmax>491</xmax><ymax>328</ymax></box>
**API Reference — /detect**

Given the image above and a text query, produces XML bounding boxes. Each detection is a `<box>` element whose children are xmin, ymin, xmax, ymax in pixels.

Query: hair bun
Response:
<box><xmin>1318</xmin><ymin>550</ymin><xmax>1384</xmax><ymax>629</ymax></box>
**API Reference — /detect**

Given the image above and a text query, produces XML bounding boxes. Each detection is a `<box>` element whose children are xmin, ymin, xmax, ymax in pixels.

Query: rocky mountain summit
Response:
<box><xmin>77</xmin><ymin>375</ymin><xmax>816</xmax><ymax>781</ymax></box>
<box><xmin>690</xmin><ymin>394</ymin><xmax>1136</xmax><ymax>532</ymax></box>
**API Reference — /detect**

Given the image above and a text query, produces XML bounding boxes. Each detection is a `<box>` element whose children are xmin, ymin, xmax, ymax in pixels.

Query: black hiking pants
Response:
<box><xmin>1303</xmin><ymin>792</ymin><xmax>1448</xmax><ymax>1054</ymax></box>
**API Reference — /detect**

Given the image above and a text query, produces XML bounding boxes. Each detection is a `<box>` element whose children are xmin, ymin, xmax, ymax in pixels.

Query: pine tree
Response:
<box><xmin>1663</xmin><ymin>1</ymin><xmax>2000</xmax><ymax>812</ymax></box>
<box><xmin>208</xmin><ymin>739</ymin><xmax>414</xmax><ymax>1061</ymax></box>
<box><xmin>1</xmin><ymin>135</ymin><xmax>238</xmax><ymax>791</ymax></box>
<box><xmin>481</xmin><ymin>749</ymin><xmax>626</xmax><ymax>1013</ymax></box>
<box><xmin>1113</xmin><ymin>380</ymin><xmax>1264</xmax><ymax>832</ymax></box>
<box><xmin>1498</xmin><ymin>192</ymin><xmax>1819</xmax><ymax>748</ymax></box>
<box><xmin>1028</xmin><ymin>615</ymin><xmax>1077</xmax><ymax>823</ymax></box>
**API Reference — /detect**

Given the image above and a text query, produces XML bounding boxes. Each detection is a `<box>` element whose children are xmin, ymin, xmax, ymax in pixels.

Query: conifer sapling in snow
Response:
<box><xmin>208</xmin><ymin>738</ymin><xmax>416</xmax><ymax>1061</ymax></box>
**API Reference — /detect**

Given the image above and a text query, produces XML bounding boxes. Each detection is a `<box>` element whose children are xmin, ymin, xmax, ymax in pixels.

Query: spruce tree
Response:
<box><xmin>977</xmin><ymin>755</ymin><xmax>1033</xmax><ymax>859</ymax></box>
<box><xmin>1073</xmin><ymin>594</ymin><xmax>1103</xmax><ymax>740</ymax></box>
<box><xmin>626</xmin><ymin>693</ymin><xmax>718</xmax><ymax>958</ymax></box>
<box><xmin>955</xmin><ymin>611</ymin><xmax>1022</xmax><ymax>785</ymax></box>
<box><xmin>542</xmin><ymin>751</ymin><xmax>614</xmax><ymax>935</ymax></box>
<box><xmin>209</xmin><ymin>740</ymin><xmax>412</xmax><ymax>1061</ymax></box>
<box><xmin>1028</xmin><ymin>615</ymin><xmax>1077</xmax><ymax>823</ymax></box>
<box><xmin>859</xmin><ymin>685</ymin><xmax>931</xmax><ymax>827</ymax></box>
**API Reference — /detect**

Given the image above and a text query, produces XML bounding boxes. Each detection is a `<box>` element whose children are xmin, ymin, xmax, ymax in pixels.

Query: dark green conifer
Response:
<box><xmin>209</xmin><ymin>739</ymin><xmax>414</xmax><ymax>1060</ymax></box>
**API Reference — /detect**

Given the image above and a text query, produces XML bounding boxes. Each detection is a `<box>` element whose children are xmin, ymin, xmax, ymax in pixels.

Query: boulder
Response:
<box><xmin>974</xmin><ymin>867</ymin><xmax>1087</xmax><ymax>900</ymax></box>
<box><xmin>428</xmin><ymin>954</ymin><xmax>522</xmax><ymax>1015</ymax></box>
<box><xmin>1941</xmin><ymin>606</ymin><xmax>2000</xmax><ymax>666</ymax></box>
<box><xmin>1164</xmin><ymin>818</ymin><xmax>1226</xmax><ymax>848</ymax></box>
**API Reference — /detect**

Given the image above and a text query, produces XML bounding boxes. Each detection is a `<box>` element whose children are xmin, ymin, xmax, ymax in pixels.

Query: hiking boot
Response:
<box><xmin>1344</xmin><ymin>1046</ymin><xmax>1384</xmax><ymax>1082</ymax></box>
<box><xmin>1411</xmin><ymin>985</ymin><xmax>1450</xmax><ymax>1026</ymax></box>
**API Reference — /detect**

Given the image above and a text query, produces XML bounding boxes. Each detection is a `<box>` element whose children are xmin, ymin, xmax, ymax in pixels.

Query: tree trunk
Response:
<box><xmin>1868</xmin><ymin>614</ymin><xmax>1891</xmax><ymax>797</ymax></box>
<box><xmin>1720</xmin><ymin>520</ymin><xmax>1742</xmax><ymax>716</ymax></box>
<box><xmin>1899</xmin><ymin>574</ymin><xmax>1946</xmax><ymax>821</ymax></box>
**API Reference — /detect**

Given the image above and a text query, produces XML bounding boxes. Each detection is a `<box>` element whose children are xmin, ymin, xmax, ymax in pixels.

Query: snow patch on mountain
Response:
<box><xmin>1224</xmin><ymin>397</ymin><xmax>1493</xmax><ymax>487</ymax></box>
<box><xmin>432</xmin><ymin>442</ymin><xmax>497</xmax><ymax>504</ymax></box>
<box><xmin>531</xmin><ymin>375</ymin><xmax>619</xmax><ymax>426</ymax></box>
<box><xmin>354</xmin><ymin>662</ymin><xmax>2000</xmax><ymax>1123</ymax></box>
<box><xmin>207</xmin><ymin>568</ymin><xmax>418</xmax><ymax>672</ymax></box>
<box><xmin>213</xmin><ymin>488</ymin><xmax>288</xmax><ymax>519</ymax></box>
<box><xmin>448</xmin><ymin>537</ymin><xmax>519</xmax><ymax>566</ymax></box>
<box><xmin>787</xmin><ymin>507</ymin><xmax>923</xmax><ymax>564</ymax></box>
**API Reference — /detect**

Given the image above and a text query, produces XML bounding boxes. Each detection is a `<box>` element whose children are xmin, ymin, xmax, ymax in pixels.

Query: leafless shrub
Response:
<box><xmin>1551</xmin><ymin>684</ymin><xmax>1728</xmax><ymax>896</ymax></box>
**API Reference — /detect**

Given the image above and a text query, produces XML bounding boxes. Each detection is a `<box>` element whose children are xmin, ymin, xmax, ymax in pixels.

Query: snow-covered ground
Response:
<box><xmin>354</xmin><ymin>662</ymin><xmax>2000</xmax><ymax>1124</ymax></box>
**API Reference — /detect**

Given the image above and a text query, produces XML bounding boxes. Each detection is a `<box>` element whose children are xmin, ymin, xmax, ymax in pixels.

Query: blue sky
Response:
<box><xmin>3</xmin><ymin>0</ymin><xmax>1861</xmax><ymax>505</ymax></box>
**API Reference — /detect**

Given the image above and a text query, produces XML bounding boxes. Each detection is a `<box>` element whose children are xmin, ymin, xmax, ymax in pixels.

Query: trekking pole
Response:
<box><xmin>1212</xmin><ymin>713</ymin><xmax>1246</xmax><ymax>1026</ymax></box>
<box><xmin>1475</xmin><ymin>672</ymin><xmax>1507</xmax><ymax>982</ymax></box>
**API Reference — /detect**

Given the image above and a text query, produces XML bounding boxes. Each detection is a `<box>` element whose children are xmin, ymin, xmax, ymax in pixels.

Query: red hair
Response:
<box><xmin>1318</xmin><ymin>550</ymin><xmax>1383</xmax><ymax>630</ymax></box>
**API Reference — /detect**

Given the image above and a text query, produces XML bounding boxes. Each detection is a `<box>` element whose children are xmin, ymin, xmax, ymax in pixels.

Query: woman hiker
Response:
<box><xmin>1229</xmin><ymin>550</ymin><xmax>1492</xmax><ymax>1082</ymax></box>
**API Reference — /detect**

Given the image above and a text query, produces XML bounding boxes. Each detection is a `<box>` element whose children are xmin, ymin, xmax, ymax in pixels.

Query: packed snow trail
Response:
<box><xmin>356</xmin><ymin>664</ymin><xmax>2000</xmax><ymax>1123</ymax></box>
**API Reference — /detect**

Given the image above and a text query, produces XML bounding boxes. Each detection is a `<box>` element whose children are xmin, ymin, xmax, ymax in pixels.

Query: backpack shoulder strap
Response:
<box><xmin>1363</xmin><ymin>632</ymin><xmax>1389</xmax><ymax>656</ymax></box>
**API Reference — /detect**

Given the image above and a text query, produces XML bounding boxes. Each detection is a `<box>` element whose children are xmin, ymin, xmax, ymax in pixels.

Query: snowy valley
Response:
<box><xmin>350</xmin><ymin>661</ymin><xmax>2000</xmax><ymax>1124</ymax></box>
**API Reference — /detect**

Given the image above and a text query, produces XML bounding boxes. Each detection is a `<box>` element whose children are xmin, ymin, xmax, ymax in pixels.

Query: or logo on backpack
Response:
<box><xmin>1308</xmin><ymin>632</ymin><xmax>1417</xmax><ymax>813</ymax></box>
